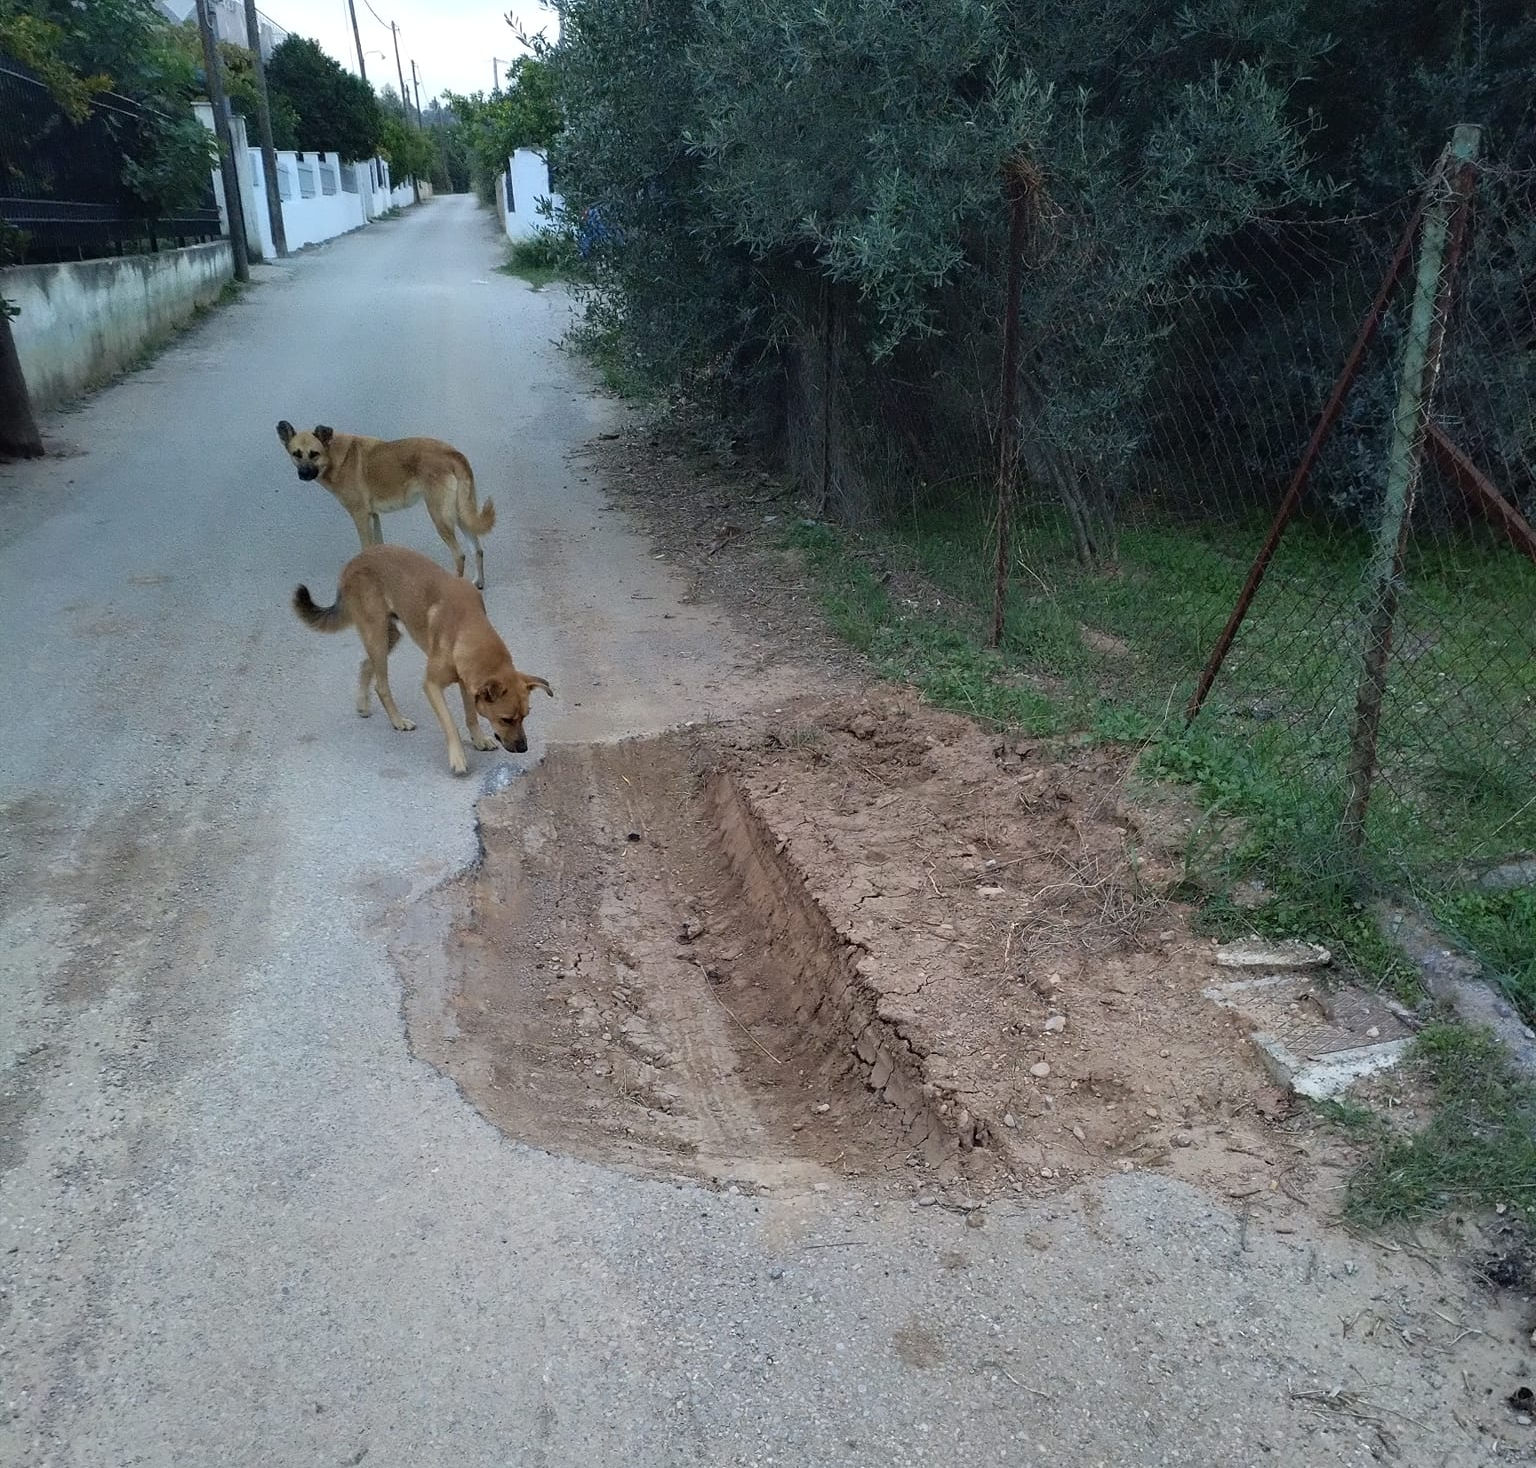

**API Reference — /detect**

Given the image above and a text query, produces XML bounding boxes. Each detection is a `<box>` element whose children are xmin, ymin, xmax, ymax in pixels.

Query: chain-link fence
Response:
<box><xmin>778</xmin><ymin>127</ymin><xmax>1536</xmax><ymax>897</ymax></box>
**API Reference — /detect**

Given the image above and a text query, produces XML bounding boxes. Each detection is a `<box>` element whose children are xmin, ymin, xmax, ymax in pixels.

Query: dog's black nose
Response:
<box><xmin>297</xmin><ymin>467</ymin><xmax>318</xmax><ymax>481</ymax></box>
<box><xmin>513</xmin><ymin>735</ymin><xmax>529</xmax><ymax>754</ymax></box>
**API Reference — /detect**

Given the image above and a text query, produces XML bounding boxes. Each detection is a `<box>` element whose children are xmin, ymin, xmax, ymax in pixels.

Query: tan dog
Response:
<box><xmin>293</xmin><ymin>545</ymin><xmax>552</xmax><ymax>776</ymax></box>
<box><xmin>276</xmin><ymin>421</ymin><xmax>496</xmax><ymax>588</ymax></box>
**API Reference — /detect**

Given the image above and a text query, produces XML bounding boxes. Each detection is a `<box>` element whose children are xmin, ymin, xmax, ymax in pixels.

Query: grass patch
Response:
<box><xmin>1431</xmin><ymin>887</ymin><xmax>1536</xmax><ymax>1025</ymax></box>
<box><xmin>1344</xmin><ymin>1023</ymin><xmax>1536</xmax><ymax>1227</ymax></box>
<box><xmin>499</xmin><ymin>231</ymin><xmax>582</xmax><ymax>290</ymax></box>
<box><xmin>782</xmin><ymin>503</ymin><xmax>1536</xmax><ymax>1019</ymax></box>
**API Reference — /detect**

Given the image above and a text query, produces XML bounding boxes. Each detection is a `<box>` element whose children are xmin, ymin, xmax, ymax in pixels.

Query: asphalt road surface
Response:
<box><xmin>0</xmin><ymin>196</ymin><xmax>1494</xmax><ymax>1467</ymax></box>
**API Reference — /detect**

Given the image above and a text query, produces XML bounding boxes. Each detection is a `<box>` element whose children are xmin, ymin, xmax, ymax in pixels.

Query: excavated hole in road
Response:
<box><xmin>395</xmin><ymin>732</ymin><xmax>934</xmax><ymax>1190</ymax></box>
<box><xmin>394</xmin><ymin>694</ymin><xmax>1309</xmax><ymax>1202</ymax></box>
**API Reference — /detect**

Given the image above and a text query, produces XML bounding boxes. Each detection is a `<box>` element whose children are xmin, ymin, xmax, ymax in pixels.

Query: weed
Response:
<box><xmin>1431</xmin><ymin>887</ymin><xmax>1536</xmax><ymax>1025</ymax></box>
<box><xmin>499</xmin><ymin>231</ymin><xmax>582</xmax><ymax>290</ymax></box>
<box><xmin>1311</xmin><ymin>1096</ymin><xmax>1382</xmax><ymax>1132</ymax></box>
<box><xmin>1345</xmin><ymin>1023</ymin><xmax>1536</xmax><ymax>1227</ymax></box>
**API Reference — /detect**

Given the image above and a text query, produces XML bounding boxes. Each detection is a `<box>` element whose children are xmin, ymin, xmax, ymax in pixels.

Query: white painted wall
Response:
<box><xmin>197</xmin><ymin>101</ymin><xmax>426</xmax><ymax>259</ymax></box>
<box><xmin>497</xmin><ymin>149</ymin><xmax>562</xmax><ymax>242</ymax></box>
<box><xmin>3</xmin><ymin>242</ymin><xmax>233</xmax><ymax>411</ymax></box>
<box><xmin>258</xmin><ymin>150</ymin><xmax>370</xmax><ymax>251</ymax></box>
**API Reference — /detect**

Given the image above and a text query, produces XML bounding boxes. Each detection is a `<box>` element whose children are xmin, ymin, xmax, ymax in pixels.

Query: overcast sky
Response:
<box><xmin>258</xmin><ymin>0</ymin><xmax>554</xmax><ymax>105</ymax></box>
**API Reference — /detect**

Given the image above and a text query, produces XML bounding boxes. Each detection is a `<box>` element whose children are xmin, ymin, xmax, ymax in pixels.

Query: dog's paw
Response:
<box><xmin>470</xmin><ymin>730</ymin><xmax>496</xmax><ymax>751</ymax></box>
<box><xmin>391</xmin><ymin>717</ymin><xmax>417</xmax><ymax>732</ymax></box>
<box><xmin>356</xmin><ymin>704</ymin><xmax>373</xmax><ymax>718</ymax></box>
<box><xmin>449</xmin><ymin>753</ymin><xmax>469</xmax><ymax>776</ymax></box>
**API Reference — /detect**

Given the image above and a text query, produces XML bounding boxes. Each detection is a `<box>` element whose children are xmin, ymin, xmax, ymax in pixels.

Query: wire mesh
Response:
<box><xmin>780</xmin><ymin>141</ymin><xmax>1536</xmax><ymax>893</ymax></box>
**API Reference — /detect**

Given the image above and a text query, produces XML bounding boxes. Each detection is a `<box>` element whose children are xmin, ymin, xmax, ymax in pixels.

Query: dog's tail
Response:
<box><xmin>453</xmin><ymin>454</ymin><xmax>496</xmax><ymax>537</ymax></box>
<box><xmin>292</xmin><ymin>583</ymin><xmax>350</xmax><ymax>633</ymax></box>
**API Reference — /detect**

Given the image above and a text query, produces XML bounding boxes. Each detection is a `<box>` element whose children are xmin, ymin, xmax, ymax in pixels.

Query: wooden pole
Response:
<box><xmin>194</xmin><ymin>0</ymin><xmax>250</xmax><ymax>282</ymax></box>
<box><xmin>347</xmin><ymin>0</ymin><xmax>368</xmax><ymax>82</ymax></box>
<box><xmin>243</xmin><ymin>0</ymin><xmax>287</xmax><ymax>258</ymax></box>
<box><xmin>1341</xmin><ymin>123</ymin><xmax>1480</xmax><ymax>851</ymax></box>
<box><xmin>390</xmin><ymin>22</ymin><xmax>420</xmax><ymax>204</ymax></box>
<box><xmin>0</xmin><ymin>312</ymin><xmax>45</xmax><ymax>459</ymax></box>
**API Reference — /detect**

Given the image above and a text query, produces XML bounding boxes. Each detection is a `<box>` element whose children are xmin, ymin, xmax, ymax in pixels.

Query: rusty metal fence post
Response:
<box><xmin>1184</xmin><ymin>197</ymin><xmax>1427</xmax><ymax>722</ymax></box>
<box><xmin>1340</xmin><ymin>123</ymin><xmax>1481</xmax><ymax>851</ymax></box>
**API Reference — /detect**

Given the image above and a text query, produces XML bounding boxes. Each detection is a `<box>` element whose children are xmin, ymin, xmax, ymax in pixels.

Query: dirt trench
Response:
<box><xmin>396</xmin><ymin>694</ymin><xmax>1308</xmax><ymax>1203</ymax></box>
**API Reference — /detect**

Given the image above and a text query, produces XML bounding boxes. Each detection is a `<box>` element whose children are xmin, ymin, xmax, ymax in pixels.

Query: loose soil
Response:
<box><xmin>399</xmin><ymin>689</ymin><xmax>1342</xmax><ymax>1216</ymax></box>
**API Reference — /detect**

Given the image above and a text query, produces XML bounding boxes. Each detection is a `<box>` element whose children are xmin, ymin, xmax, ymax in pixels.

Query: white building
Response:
<box><xmin>157</xmin><ymin>0</ymin><xmax>289</xmax><ymax>59</ymax></box>
<box><xmin>496</xmin><ymin>150</ymin><xmax>562</xmax><ymax>242</ymax></box>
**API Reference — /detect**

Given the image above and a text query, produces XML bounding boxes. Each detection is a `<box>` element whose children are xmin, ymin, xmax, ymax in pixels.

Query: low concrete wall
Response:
<box><xmin>3</xmin><ymin>241</ymin><xmax>233</xmax><ymax>412</ymax></box>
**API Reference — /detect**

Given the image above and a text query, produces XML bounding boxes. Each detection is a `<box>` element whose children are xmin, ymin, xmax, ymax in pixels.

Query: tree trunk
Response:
<box><xmin>0</xmin><ymin>313</ymin><xmax>44</xmax><ymax>459</ymax></box>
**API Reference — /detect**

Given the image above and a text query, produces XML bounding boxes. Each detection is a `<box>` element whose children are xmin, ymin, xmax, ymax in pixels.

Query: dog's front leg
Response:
<box><xmin>370</xmin><ymin>512</ymin><xmax>383</xmax><ymax>544</ymax></box>
<box><xmin>349</xmin><ymin>509</ymin><xmax>373</xmax><ymax>551</ymax></box>
<box><xmin>424</xmin><ymin>678</ymin><xmax>470</xmax><ymax>775</ymax></box>
<box><xmin>459</xmin><ymin>685</ymin><xmax>496</xmax><ymax>751</ymax></box>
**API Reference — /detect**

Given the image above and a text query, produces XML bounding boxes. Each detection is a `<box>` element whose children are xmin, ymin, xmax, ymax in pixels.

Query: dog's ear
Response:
<box><xmin>314</xmin><ymin>424</ymin><xmax>335</xmax><ymax>445</ymax></box>
<box><xmin>276</xmin><ymin>420</ymin><xmax>295</xmax><ymax>445</ymax></box>
<box><xmin>523</xmin><ymin>674</ymin><xmax>555</xmax><ymax>698</ymax></box>
<box><xmin>476</xmin><ymin>677</ymin><xmax>506</xmax><ymax>705</ymax></box>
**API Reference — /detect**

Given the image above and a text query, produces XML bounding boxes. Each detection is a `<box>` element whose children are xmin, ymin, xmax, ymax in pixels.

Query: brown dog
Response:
<box><xmin>276</xmin><ymin>421</ymin><xmax>496</xmax><ymax>588</ymax></box>
<box><xmin>293</xmin><ymin>545</ymin><xmax>552</xmax><ymax>776</ymax></box>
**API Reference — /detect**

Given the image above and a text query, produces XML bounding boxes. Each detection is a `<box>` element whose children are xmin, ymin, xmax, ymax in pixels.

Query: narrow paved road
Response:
<box><xmin>0</xmin><ymin>198</ymin><xmax>1489</xmax><ymax>1467</ymax></box>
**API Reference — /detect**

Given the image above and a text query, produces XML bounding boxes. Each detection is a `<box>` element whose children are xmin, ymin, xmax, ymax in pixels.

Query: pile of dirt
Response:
<box><xmin>398</xmin><ymin>692</ymin><xmax>1323</xmax><ymax>1209</ymax></box>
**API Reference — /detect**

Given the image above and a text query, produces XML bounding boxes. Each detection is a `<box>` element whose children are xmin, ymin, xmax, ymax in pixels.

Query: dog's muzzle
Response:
<box><xmin>296</xmin><ymin>466</ymin><xmax>319</xmax><ymax>481</ymax></box>
<box><xmin>503</xmin><ymin>734</ymin><xmax>529</xmax><ymax>754</ymax></box>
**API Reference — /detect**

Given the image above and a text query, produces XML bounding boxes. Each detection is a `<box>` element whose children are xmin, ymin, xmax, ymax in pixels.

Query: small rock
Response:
<box><xmin>976</xmin><ymin>885</ymin><xmax>1006</xmax><ymax>898</ymax></box>
<box><xmin>1173</xmin><ymin>1132</ymin><xmax>1194</xmax><ymax>1148</ymax></box>
<box><xmin>1118</xmin><ymin>1159</ymin><xmax>1135</xmax><ymax>1173</ymax></box>
<box><xmin>1071</xmin><ymin>1125</ymin><xmax>1085</xmax><ymax>1142</ymax></box>
<box><xmin>626</xmin><ymin>832</ymin><xmax>642</xmax><ymax>843</ymax></box>
<box><xmin>1003</xmin><ymin>1113</ymin><xmax>1017</xmax><ymax>1129</ymax></box>
<box><xmin>812</xmin><ymin>1183</ymin><xmax>831</xmax><ymax>1194</ymax></box>
<box><xmin>1039</xmin><ymin>1167</ymin><xmax>1054</xmax><ymax>1178</ymax></box>
<box><xmin>1145</xmin><ymin>1107</ymin><xmax>1160</xmax><ymax>1119</ymax></box>
<box><xmin>1214</xmin><ymin>937</ymin><xmax>1331</xmax><ymax>970</ymax></box>
<box><xmin>814</xmin><ymin>1102</ymin><xmax>830</xmax><ymax>1114</ymax></box>
<box><xmin>1043</xmin><ymin>1014</ymin><xmax>1067</xmax><ymax>1033</ymax></box>
<box><xmin>678</xmin><ymin>920</ymin><xmax>704</xmax><ymax>943</ymax></box>
<box><xmin>917</xmin><ymin>1195</ymin><xmax>937</xmax><ymax>1208</ymax></box>
<box><xmin>965</xmin><ymin>1211</ymin><xmax>985</xmax><ymax>1229</ymax></box>
<box><xmin>768</xmin><ymin>1266</ymin><xmax>784</xmax><ymax>1280</ymax></box>
<box><xmin>956</xmin><ymin>1196</ymin><xmax>982</xmax><ymax>1211</ymax></box>
<box><xmin>1365</xmin><ymin>1026</ymin><xmax>1380</xmax><ymax>1039</ymax></box>
<box><xmin>1030</xmin><ymin>1062</ymin><xmax>1051</xmax><ymax>1079</ymax></box>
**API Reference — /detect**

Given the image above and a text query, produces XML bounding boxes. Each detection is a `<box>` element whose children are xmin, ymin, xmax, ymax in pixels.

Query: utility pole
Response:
<box><xmin>242</xmin><ymin>0</ymin><xmax>287</xmax><ymax>257</ymax></box>
<box><xmin>492</xmin><ymin>57</ymin><xmax>505</xmax><ymax>94</ymax></box>
<box><xmin>346</xmin><ymin>0</ymin><xmax>368</xmax><ymax>81</ymax></box>
<box><xmin>410</xmin><ymin>58</ymin><xmax>422</xmax><ymax>125</ymax></box>
<box><xmin>389</xmin><ymin>23</ymin><xmax>420</xmax><ymax>204</ymax></box>
<box><xmin>194</xmin><ymin>0</ymin><xmax>250</xmax><ymax>282</ymax></box>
